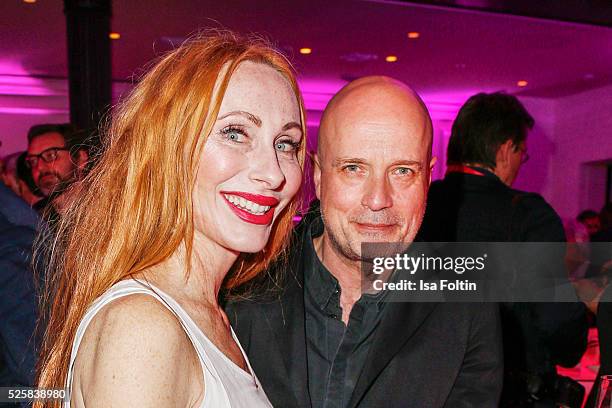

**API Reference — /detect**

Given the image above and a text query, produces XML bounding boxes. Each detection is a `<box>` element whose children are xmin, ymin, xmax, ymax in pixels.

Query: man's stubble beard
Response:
<box><xmin>38</xmin><ymin>166</ymin><xmax>78</xmax><ymax>198</ymax></box>
<box><xmin>320</xmin><ymin>211</ymin><xmax>371</xmax><ymax>264</ymax></box>
<box><xmin>320</xmin><ymin>209</ymin><xmax>425</xmax><ymax>265</ymax></box>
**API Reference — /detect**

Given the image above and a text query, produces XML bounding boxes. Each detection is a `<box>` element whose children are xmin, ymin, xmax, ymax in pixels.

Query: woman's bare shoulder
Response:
<box><xmin>72</xmin><ymin>293</ymin><xmax>204</xmax><ymax>407</ymax></box>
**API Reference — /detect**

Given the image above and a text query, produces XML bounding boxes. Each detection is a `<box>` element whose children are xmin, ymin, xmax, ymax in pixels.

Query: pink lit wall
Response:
<box><xmin>0</xmin><ymin>76</ymin><xmax>69</xmax><ymax>154</ymax></box>
<box><xmin>512</xmin><ymin>96</ymin><xmax>558</xmax><ymax>199</ymax></box>
<box><xmin>0</xmin><ymin>76</ymin><xmax>131</xmax><ymax>156</ymax></box>
<box><xmin>546</xmin><ymin>84</ymin><xmax>612</xmax><ymax>220</ymax></box>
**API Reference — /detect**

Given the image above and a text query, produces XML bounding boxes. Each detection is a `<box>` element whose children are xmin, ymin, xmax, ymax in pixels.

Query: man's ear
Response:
<box><xmin>312</xmin><ymin>152</ymin><xmax>322</xmax><ymax>199</ymax></box>
<box><xmin>495</xmin><ymin>140</ymin><xmax>514</xmax><ymax>169</ymax></box>
<box><xmin>75</xmin><ymin>149</ymin><xmax>89</xmax><ymax>172</ymax></box>
<box><xmin>428</xmin><ymin>156</ymin><xmax>437</xmax><ymax>185</ymax></box>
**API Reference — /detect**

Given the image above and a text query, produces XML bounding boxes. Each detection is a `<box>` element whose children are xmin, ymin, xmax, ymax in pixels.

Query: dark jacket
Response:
<box><xmin>585</xmin><ymin>286</ymin><xmax>612</xmax><ymax>408</ymax></box>
<box><xmin>0</xmin><ymin>184</ymin><xmax>39</xmax><ymax>388</ymax></box>
<box><xmin>419</xmin><ymin>169</ymin><xmax>588</xmax><ymax>407</ymax></box>
<box><xmin>598</xmin><ymin>287</ymin><xmax>612</xmax><ymax>380</ymax></box>
<box><xmin>227</xmin><ymin>205</ymin><xmax>503</xmax><ymax>408</ymax></box>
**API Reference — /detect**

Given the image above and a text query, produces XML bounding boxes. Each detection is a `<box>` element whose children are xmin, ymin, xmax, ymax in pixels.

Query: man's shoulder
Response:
<box><xmin>505</xmin><ymin>188</ymin><xmax>565</xmax><ymax>241</ymax></box>
<box><xmin>0</xmin><ymin>184</ymin><xmax>39</xmax><ymax>229</ymax></box>
<box><xmin>507</xmin><ymin>187</ymin><xmax>561</xmax><ymax>221</ymax></box>
<box><xmin>429</xmin><ymin>173</ymin><xmax>514</xmax><ymax>202</ymax></box>
<box><xmin>0</xmin><ymin>212</ymin><xmax>36</xmax><ymax>254</ymax></box>
<box><xmin>507</xmin><ymin>187</ymin><xmax>551</xmax><ymax>208</ymax></box>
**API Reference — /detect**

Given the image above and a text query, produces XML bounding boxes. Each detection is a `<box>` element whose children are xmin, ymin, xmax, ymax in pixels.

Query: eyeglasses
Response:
<box><xmin>520</xmin><ymin>149</ymin><xmax>530</xmax><ymax>164</ymax></box>
<box><xmin>516</xmin><ymin>145</ymin><xmax>530</xmax><ymax>164</ymax></box>
<box><xmin>25</xmin><ymin>147</ymin><xmax>70</xmax><ymax>169</ymax></box>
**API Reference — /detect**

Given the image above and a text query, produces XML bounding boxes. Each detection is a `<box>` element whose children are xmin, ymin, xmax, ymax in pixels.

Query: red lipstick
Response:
<box><xmin>221</xmin><ymin>191</ymin><xmax>280</xmax><ymax>225</ymax></box>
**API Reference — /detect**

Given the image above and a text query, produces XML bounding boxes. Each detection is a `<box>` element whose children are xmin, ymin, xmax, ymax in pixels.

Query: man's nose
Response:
<box><xmin>361</xmin><ymin>173</ymin><xmax>393</xmax><ymax>211</ymax></box>
<box><xmin>30</xmin><ymin>158</ymin><xmax>44</xmax><ymax>177</ymax></box>
<box><xmin>35</xmin><ymin>158</ymin><xmax>53</xmax><ymax>174</ymax></box>
<box><xmin>248</xmin><ymin>146</ymin><xmax>285</xmax><ymax>191</ymax></box>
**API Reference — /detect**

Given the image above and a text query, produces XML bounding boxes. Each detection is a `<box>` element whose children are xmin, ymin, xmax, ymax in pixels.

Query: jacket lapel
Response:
<box><xmin>348</xmin><ymin>301</ymin><xmax>439</xmax><ymax>408</ymax></box>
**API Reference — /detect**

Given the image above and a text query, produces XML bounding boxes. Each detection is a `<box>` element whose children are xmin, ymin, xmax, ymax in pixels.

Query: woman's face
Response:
<box><xmin>194</xmin><ymin>61</ymin><xmax>303</xmax><ymax>254</ymax></box>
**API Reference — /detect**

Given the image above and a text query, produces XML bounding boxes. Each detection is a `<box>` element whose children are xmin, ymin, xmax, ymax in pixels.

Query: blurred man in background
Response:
<box><xmin>1</xmin><ymin>151</ymin><xmax>44</xmax><ymax>208</ymax></box>
<box><xmin>577</xmin><ymin>209</ymin><xmax>602</xmax><ymax>239</ymax></box>
<box><xmin>419</xmin><ymin>92</ymin><xmax>588</xmax><ymax>408</ymax></box>
<box><xmin>25</xmin><ymin>123</ymin><xmax>88</xmax><ymax>219</ymax></box>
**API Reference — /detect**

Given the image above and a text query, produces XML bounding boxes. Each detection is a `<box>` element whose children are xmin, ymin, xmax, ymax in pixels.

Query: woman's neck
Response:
<box><xmin>139</xmin><ymin>233</ymin><xmax>239</xmax><ymax>308</ymax></box>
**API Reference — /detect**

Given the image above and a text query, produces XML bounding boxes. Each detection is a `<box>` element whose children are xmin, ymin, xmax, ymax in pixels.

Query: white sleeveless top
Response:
<box><xmin>64</xmin><ymin>279</ymin><xmax>272</xmax><ymax>408</ymax></box>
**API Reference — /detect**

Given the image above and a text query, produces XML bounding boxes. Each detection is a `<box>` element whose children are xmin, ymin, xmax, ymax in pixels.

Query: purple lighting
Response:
<box><xmin>0</xmin><ymin>74</ymin><xmax>64</xmax><ymax>97</ymax></box>
<box><xmin>0</xmin><ymin>107</ymin><xmax>68</xmax><ymax>115</ymax></box>
<box><xmin>298</xmin><ymin>78</ymin><xmax>347</xmax><ymax>111</ymax></box>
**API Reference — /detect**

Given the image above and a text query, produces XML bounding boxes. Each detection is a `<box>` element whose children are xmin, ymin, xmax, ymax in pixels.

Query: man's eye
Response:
<box><xmin>42</xmin><ymin>150</ymin><xmax>58</xmax><ymax>161</ymax></box>
<box><xmin>342</xmin><ymin>164</ymin><xmax>364</xmax><ymax>174</ymax></box>
<box><xmin>393</xmin><ymin>167</ymin><xmax>415</xmax><ymax>176</ymax></box>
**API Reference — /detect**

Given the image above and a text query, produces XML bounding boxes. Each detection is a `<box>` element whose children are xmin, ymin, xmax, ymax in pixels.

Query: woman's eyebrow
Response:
<box><xmin>282</xmin><ymin>122</ymin><xmax>302</xmax><ymax>132</ymax></box>
<box><xmin>217</xmin><ymin>110</ymin><xmax>262</xmax><ymax>127</ymax></box>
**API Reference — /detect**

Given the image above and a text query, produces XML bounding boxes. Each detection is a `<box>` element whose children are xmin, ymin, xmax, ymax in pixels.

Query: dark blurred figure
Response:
<box><xmin>419</xmin><ymin>92</ymin><xmax>588</xmax><ymax>408</ymax></box>
<box><xmin>25</xmin><ymin>124</ymin><xmax>88</xmax><ymax>221</ymax></box>
<box><xmin>0</xmin><ymin>180</ymin><xmax>39</xmax><ymax>398</ymax></box>
<box><xmin>1</xmin><ymin>152</ymin><xmax>43</xmax><ymax>208</ymax></box>
<box><xmin>591</xmin><ymin>203</ymin><xmax>612</xmax><ymax>243</ymax></box>
<box><xmin>578</xmin><ymin>209</ymin><xmax>602</xmax><ymax>239</ymax></box>
<box><xmin>584</xmin><ymin>203</ymin><xmax>612</xmax><ymax>408</ymax></box>
<box><xmin>583</xmin><ymin>283</ymin><xmax>612</xmax><ymax>408</ymax></box>
<box><xmin>581</xmin><ymin>204</ymin><xmax>612</xmax><ymax>282</ymax></box>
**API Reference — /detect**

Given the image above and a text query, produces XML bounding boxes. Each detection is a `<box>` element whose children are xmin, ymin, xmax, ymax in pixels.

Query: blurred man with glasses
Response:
<box><xmin>25</xmin><ymin>123</ymin><xmax>88</xmax><ymax>217</ymax></box>
<box><xmin>419</xmin><ymin>92</ymin><xmax>588</xmax><ymax>408</ymax></box>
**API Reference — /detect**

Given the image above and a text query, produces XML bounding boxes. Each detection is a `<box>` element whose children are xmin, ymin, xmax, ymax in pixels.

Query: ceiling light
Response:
<box><xmin>385</xmin><ymin>55</ymin><xmax>398</xmax><ymax>62</ymax></box>
<box><xmin>23</xmin><ymin>0</ymin><xmax>36</xmax><ymax>3</ymax></box>
<box><xmin>407</xmin><ymin>32</ymin><xmax>420</xmax><ymax>39</ymax></box>
<box><xmin>109</xmin><ymin>32</ymin><xmax>121</xmax><ymax>40</ymax></box>
<box><xmin>517</xmin><ymin>80</ymin><xmax>528</xmax><ymax>87</ymax></box>
<box><xmin>299</xmin><ymin>48</ymin><xmax>312</xmax><ymax>55</ymax></box>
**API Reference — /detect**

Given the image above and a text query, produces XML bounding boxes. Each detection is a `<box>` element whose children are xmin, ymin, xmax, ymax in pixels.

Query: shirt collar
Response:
<box><xmin>304</xmin><ymin>216</ymin><xmax>341</xmax><ymax>311</ymax></box>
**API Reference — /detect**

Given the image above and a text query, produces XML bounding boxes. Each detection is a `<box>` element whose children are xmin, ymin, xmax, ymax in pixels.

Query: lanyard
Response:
<box><xmin>445</xmin><ymin>164</ymin><xmax>486</xmax><ymax>177</ymax></box>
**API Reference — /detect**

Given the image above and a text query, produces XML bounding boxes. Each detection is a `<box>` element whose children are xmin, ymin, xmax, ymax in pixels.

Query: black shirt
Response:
<box><xmin>303</xmin><ymin>216</ymin><xmax>385</xmax><ymax>408</ymax></box>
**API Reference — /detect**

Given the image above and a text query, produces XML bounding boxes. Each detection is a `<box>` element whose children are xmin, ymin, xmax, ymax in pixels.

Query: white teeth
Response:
<box><xmin>223</xmin><ymin>194</ymin><xmax>272</xmax><ymax>215</ymax></box>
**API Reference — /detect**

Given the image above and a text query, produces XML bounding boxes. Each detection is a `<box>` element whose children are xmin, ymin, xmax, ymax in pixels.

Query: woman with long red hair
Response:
<box><xmin>35</xmin><ymin>31</ymin><xmax>306</xmax><ymax>407</ymax></box>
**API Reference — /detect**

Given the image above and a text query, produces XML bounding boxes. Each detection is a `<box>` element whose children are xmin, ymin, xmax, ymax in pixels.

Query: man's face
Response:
<box><xmin>582</xmin><ymin>217</ymin><xmax>601</xmax><ymax>236</ymax></box>
<box><xmin>27</xmin><ymin>132</ymin><xmax>80</xmax><ymax>197</ymax></box>
<box><xmin>495</xmin><ymin>138</ymin><xmax>528</xmax><ymax>187</ymax></box>
<box><xmin>315</xmin><ymin>89</ymin><xmax>434</xmax><ymax>262</ymax></box>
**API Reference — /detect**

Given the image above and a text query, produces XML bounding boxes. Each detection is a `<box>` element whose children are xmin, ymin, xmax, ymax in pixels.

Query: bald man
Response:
<box><xmin>227</xmin><ymin>77</ymin><xmax>503</xmax><ymax>408</ymax></box>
